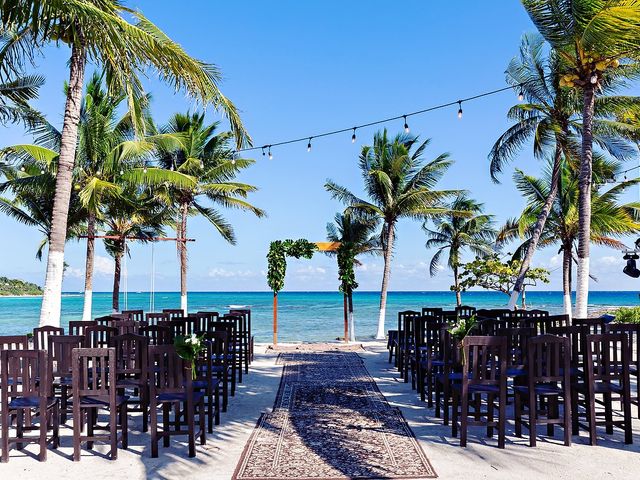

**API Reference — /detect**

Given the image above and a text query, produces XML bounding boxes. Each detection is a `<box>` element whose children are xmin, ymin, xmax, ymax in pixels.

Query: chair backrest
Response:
<box><xmin>72</xmin><ymin>347</ymin><xmax>116</xmax><ymax>399</ymax></box>
<box><xmin>397</xmin><ymin>310</ymin><xmax>420</xmax><ymax>335</ymax></box>
<box><xmin>49</xmin><ymin>335</ymin><xmax>84</xmax><ymax>379</ymax></box>
<box><xmin>148</xmin><ymin>344</ymin><xmax>190</xmax><ymax>395</ymax></box>
<box><xmin>584</xmin><ymin>333</ymin><xmax>630</xmax><ymax>387</ymax></box>
<box><xmin>1</xmin><ymin>349</ymin><xmax>49</xmax><ymax>400</ymax></box>
<box><xmin>220</xmin><ymin>314</ymin><xmax>246</xmax><ymax>342</ymax></box>
<box><xmin>110</xmin><ymin>333</ymin><xmax>148</xmax><ymax>379</ymax></box>
<box><xmin>140</xmin><ymin>324</ymin><xmax>173</xmax><ymax>345</ymax></box>
<box><xmin>145</xmin><ymin>312</ymin><xmax>169</xmax><ymax>326</ymax></box>
<box><xmin>121</xmin><ymin>309</ymin><xmax>144</xmax><ymax>323</ymax></box>
<box><xmin>112</xmin><ymin>319</ymin><xmax>142</xmax><ymax>336</ymax></box>
<box><xmin>84</xmin><ymin>325</ymin><xmax>118</xmax><ymax>348</ymax></box>
<box><xmin>229</xmin><ymin>309</ymin><xmax>251</xmax><ymax>338</ymax></box>
<box><xmin>524</xmin><ymin>309</ymin><xmax>549</xmax><ymax>318</ymax></box>
<box><xmin>402</xmin><ymin>311</ymin><xmax>421</xmax><ymax>346</ymax></box>
<box><xmin>0</xmin><ymin>335</ymin><xmax>29</xmax><ymax>352</ymax></box>
<box><xmin>527</xmin><ymin>334</ymin><xmax>571</xmax><ymax>386</ymax></box>
<box><xmin>572</xmin><ymin>317</ymin><xmax>605</xmax><ymax>335</ymax></box>
<box><xmin>162</xmin><ymin>309</ymin><xmax>185</xmax><ymax>320</ymax></box>
<box><xmin>68</xmin><ymin>320</ymin><xmax>97</xmax><ymax>336</ymax></box>
<box><xmin>195</xmin><ymin>311</ymin><xmax>219</xmax><ymax>334</ymax></box>
<box><xmin>95</xmin><ymin>315</ymin><xmax>117</xmax><ymax>326</ymax></box>
<box><xmin>455</xmin><ymin>305</ymin><xmax>476</xmax><ymax>318</ymax></box>
<box><xmin>606</xmin><ymin>323</ymin><xmax>640</xmax><ymax>371</ymax></box>
<box><xmin>33</xmin><ymin>326</ymin><xmax>64</xmax><ymax>351</ymax></box>
<box><xmin>462</xmin><ymin>335</ymin><xmax>508</xmax><ymax>388</ymax></box>
<box><xmin>421</xmin><ymin>307</ymin><xmax>443</xmax><ymax>319</ymax></box>
<box><xmin>206</xmin><ymin>321</ymin><xmax>235</xmax><ymax>347</ymax></box>
<box><xmin>496</xmin><ymin>327</ymin><xmax>536</xmax><ymax>368</ymax></box>
<box><xmin>533</xmin><ymin>314</ymin><xmax>569</xmax><ymax>334</ymax></box>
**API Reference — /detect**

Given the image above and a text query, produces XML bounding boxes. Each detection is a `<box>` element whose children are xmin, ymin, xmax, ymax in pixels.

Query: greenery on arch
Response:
<box><xmin>267</xmin><ymin>239</ymin><xmax>318</xmax><ymax>293</ymax></box>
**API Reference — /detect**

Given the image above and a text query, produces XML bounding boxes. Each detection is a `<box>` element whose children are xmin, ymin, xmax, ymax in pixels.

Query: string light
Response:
<box><xmin>518</xmin><ymin>85</ymin><xmax>524</xmax><ymax>102</ymax></box>
<box><xmin>307</xmin><ymin>137</ymin><xmax>312</xmax><ymax>152</ymax></box>
<box><xmin>403</xmin><ymin>115</ymin><xmax>410</xmax><ymax>133</ymax></box>
<box><xmin>40</xmin><ymin>169</ymin><xmax>45</xmax><ymax>174</ymax></box>
<box><xmin>200</xmin><ymin>160</ymin><xmax>204</xmax><ymax>169</ymax></box>
<box><xmin>590</xmin><ymin>73</ymin><xmax>598</xmax><ymax>84</ymax></box>
<box><xmin>234</xmin><ymin>77</ymin><xmax>547</xmax><ymax>155</ymax></box>
<box><xmin>120</xmin><ymin>169</ymin><xmax>124</xmax><ymax>175</ymax></box>
<box><xmin>268</xmin><ymin>145</ymin><xmax>273</xmax><ymax>160</ymax></box>
<box><xmin>143</xmin><ymin>162</ymin><xmax>148</xmax><ymax>174</ymax></box>
<box><xmin>20</xmin><ymin>166</ymin><xmax>25</xmax><ymax>172</ymax></box>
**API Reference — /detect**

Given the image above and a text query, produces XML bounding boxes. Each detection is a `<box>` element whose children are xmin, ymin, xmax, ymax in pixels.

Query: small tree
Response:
<box><xmin>457</xmin><ymin>254</ymin><xmax>550</xmax><ymax>309</ymax></box>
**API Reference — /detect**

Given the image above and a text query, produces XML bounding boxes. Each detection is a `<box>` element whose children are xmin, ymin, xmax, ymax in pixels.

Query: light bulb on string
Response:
<box><xmin>231</xmin><ymin>151</ymin><xmax>237</xmax><ymax>165</ymax></box>
<box><xmin>143</xmin><ymin>162</ymin><xmax>148</xmax><ymax>174</ymax></box>
<box><xmin>518</xmin><ymin>85</ymin><xmax>524</xmax><ymax>102</ymax></box>
<box><xmin>200</xmin><ymin>161</ymin><xmax>204</xmax><ymax>169</ymax></box>
<box><xmin>457</xmin><ymin>101</ymin><xmax>463</xmax><ymax>119</ymax></box>
<box><xmin>268</xmin><ymin>146</ymin><xmax>273</xmax><ymax>160</ymax></box>
<box><xmin>40</xmin><ymin>169</ymin><xmax>45</xmax><ymax>174</ymax></box>
<box><xmin>262</xmin><ymin>147</ymin><xmax>266</xmax><ymax>158</ymax></box>
<box><xmin>351</xmin><ymin>128</ymin><xmax>356</xmax><ymax>144</ymax></box>
<box><xmin>307</xmin><ymin>137</ymin><xmax>312</xmax><ymax>152</ymax></box>
<box><xmin>20</xmin><ymin>166</ymin><xmax>25</xmax><ymax>172</ymax></box>
<box><xmin>120</xmin><ymin>169</ymin><xmax>124</xmax><ymax>175</ymax></box>
<box><xmin>403</xmin><ymin>115</ymin><xmax>410</xmax><ymax>133</ymax></box>
<box><xmin>590</xmin><ymin>73</ymin><xmax>598</xmax><ymax>84</ymax></box>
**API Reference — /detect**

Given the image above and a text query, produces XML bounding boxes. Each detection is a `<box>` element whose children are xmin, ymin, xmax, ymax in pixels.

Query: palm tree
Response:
<box><xmin>1</xmin><ymin>1</ymin><xmax>250</xmax><ymax>327</ymax></box>
<box><xmin>522</xmin><ymin>0</ymin><xmax>640</xmax><ymax>317</ymax></box>
<box><xmin>0</xmin><ymin>30</ymin><xmax>43</xmax><ymax>127</ymax></box>
<box><xmin>155</xmin><ymin>112</ymin><xmax>265</xmax><ymax>313</ymax></box>
<box><xmin>499</xmin><ymin>159</ymin><xmax>640</xmax><ymax>316</ymax></box>
<box><xmin>326</xmin><ymin>212</ymin><xmax>381</xmax><ymax>342</ymax></box>
<box><xmin>102</xmin><ymin>190</ymin><xmax>167</xmax><ymax>312</ymax></box>
<box><xmin>424</xmin><ymin>194</ymin><xmax>496</xmax><ymax>306</ymax></box>
<box><xmin>489</xmin><ymin>32</ymin><xmax>638</xmax><ymax>311</ymax></box>
<box><xmin>326</xmin><ymin>129</ymin><xmax>456</xmax><ymax>339</ymax></box>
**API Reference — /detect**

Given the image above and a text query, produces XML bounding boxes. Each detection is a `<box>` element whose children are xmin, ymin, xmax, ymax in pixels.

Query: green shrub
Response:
<box><xmin>613</xmin><ymin>306</ymin><xmax>640</xmax><ymax>324</ymax></box>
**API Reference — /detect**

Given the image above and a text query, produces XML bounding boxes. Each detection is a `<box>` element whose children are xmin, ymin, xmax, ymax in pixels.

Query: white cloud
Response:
<box><xmin>64</xmin><ymin>267</ymin><xmax>84</xmax><ymax>279</ymax></box>
<box><xmin>94</xmin><ymin>255</ymin><xmax>115</xmax><ymax>276</ymax></box>
<box><xmin>295</xmin><ymin>265</ymin><xmax>326</xmax><ymax>275</ymax></box>
<box><xmin>208</xmin><ymin>268</ymin><xmax>258</xmax><ymax>278</ymax></box>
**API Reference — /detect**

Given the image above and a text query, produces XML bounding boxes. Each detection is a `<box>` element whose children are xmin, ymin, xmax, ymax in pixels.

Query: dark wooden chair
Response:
<box><xmin>390</xmin><ymin>311</ymin><xmax>416</xmax><ymax>365</ymax></box>
<box><xmin>145</xmin><ymin>312</ymin><xmax>169</xmax><ymax>326</ymax></box>
<box><xmin>417</xmin><ymin>320</ymin><xmax>447</xmax><ymax>407</ymax></box>
<box><xmin>537</xmin><ymin>314</ymin><xmax>569</xmax><ymax>334</ymax></box>
<box><xmin>196</xmin><ymin>311</ymin><xmax>219</xmax><ymax>334</ymax></box>
<box><xmin>48</xmin><ymin>335</ymin><xmax>84</xmax><ymax>423</ymax></box>
<box><xmin>95</xmin><ymin>316</ymin><xmax>117</xmax><ymax>327</ymax></box>
<box><xmin>71</xmin><ymin>347</ymin><xmax>128</xmax><ymax>461</ymax></box>
<box><xmin>395</xmin><ymin>310</ymin><xmax>420</xmax><ymax>375</ymax></box>
<box><xmin>202</xmin><ymin>331</ymin><xmax>230</xmax><ymax>412</ymax></box>
<box><xmin>572</xmin><ymin>317</ymin><xmax>605</xmax><ymax>335</ymax></box>
<box><xmin>206</xmin><ymin>322</ymin><xmax>237</xmax><ymax>396</ymax></box>
<box><xmin>451</xmin><ymin>335</ymin><xmax>508</xmax><ymax>448</ymax></box>
<box><xmin>84</xmin><ymin>325</ymin><xmax>118</xmax><ymax>349</ymax></box>
<box><xmin>496</xmin><ymin>327</ymin><xmax>536</xmax><ymax>378</ymax></box>
<box><xmin>221</xmin><ymin>314</ymin><xmax>248</xmax><ymax>382</ymax></box>
<box><xmin>162</xmin><ymin>309</ymin><xmax>185</xmax><ymax>320</ymax></box>
<box><xmin>33</xmin><ymin>326</ymin><xmax>64</xmax><ymax>351</ymax></box>
<box><xmin>229</xmin><ymin>309</ymin><xmax>253</xmax><ymax>363</ymax></box>
<box><xmin>181</xmin><ymin>315</ymin><xmax>199</xmax><ymax>336</ymax></box>
<box><xmin>606</xmin><ymin>323</ymin><xmax>640</xmax><ymax>418</ymax></box>
<box><xmin>435</xmin><ymin>327</ymin><xmax>461</xmax><ymax>425</ymax></box>
<box><xmin>1</xmin><ymin>349</ymin><xmax>59</xmax><ymax>462</ymax></box>
<box><xmin>68</xmin><ymin>320</ymin><xmax>97</xmax><ymax>336</ymax></box>
<box><xmin>401</xmin><ymin>312</ymin><xmax>421</xmax><ymax>382</ymax></box>
<box><xmin>572</xmin><ymin>333</ymin><xmax>633</xmax><ymax>445</ymax></box>
<box><xmin>0</xmin><ymin>335</ymin><xmax>29</xmax><ymax>352</ymax></box>
<box><xmin>422</xmin><ymin>307</ymin><xmax>443</xmax><ymax>319</ymax></box>
<box><xmin>112</xmin><ymin>320</ymin><xmax>142</xmax><ymax>336</ymax></box>
<box><xmin>514</xmin><ymin>334</ymin><xmax>572</xmax><ymax>446</ymax></box>
<box><xmin>121</xmin><ymin>310</ymin><xmax>144</xmax><ymax>323</ymax></box>
<box><xmin>147</xmin><ymin>345</ymin><xmax>206</xmax><ymax>458</ymax></box>
<box><xmin>547</xmin><ymin>325</ymin><xmax>590</xmax><ymax>372</ymax></box>
<box><xmin>523</xmin><ymin>309</ymin><xmax>549</xmax><ymax>318</ymax></box>
<box><xmin>140</xmin><ymin>324</ymin><xmax>173</xmax><ymax>346</ymax></box>
<box><xmin>110</xmin><ymin>334</ymin><xmax>149</xmax><ymax>432</ymax></box>
<box><xmin>194</xmin><ymin>336</ymin><xmax>225</xmax><ymax>432</ymax></box>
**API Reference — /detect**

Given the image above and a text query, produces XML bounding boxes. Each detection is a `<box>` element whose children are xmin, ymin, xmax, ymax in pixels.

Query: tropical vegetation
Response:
<box><xmin>0</xmin><ymin>276</ymin><xmax>42</xmax><ymax>296</ymax></box>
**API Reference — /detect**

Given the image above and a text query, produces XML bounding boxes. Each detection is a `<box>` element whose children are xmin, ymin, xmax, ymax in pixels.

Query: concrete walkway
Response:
<box><xmin>3</xmin><ymin>341</ymin><xmax>639</xmax><ymax>479</ymax></box>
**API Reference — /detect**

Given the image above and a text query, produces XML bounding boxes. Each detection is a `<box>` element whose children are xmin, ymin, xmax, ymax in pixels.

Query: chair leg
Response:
<box><xmin>487</xmin><ymin>394</ymin><xmax>494</xmax><ymax>438</ymax></box>
<box><xmin>110</xmin><ymin>406</ymin><xmax>118</xmax><ymax>460</ymax></box>
<box><xmin>162</xmin><ymin>404</ymin><xmax>170</xmax><ymax>448</ymax></box>
<box><xmin>207</xmin><ymin>388</ymin><xmax>214</xmax><ymax>434</ymax></box>
<box><xmin>498</xmin><ymin>388</ymin><xmax>507</xmax><ymax>449</ymax></box>
<box><xmin>571</xmin><ymin>386</ymin><xmax>580</xmax><ymax>436</ymax></box>
<box><xmin>623</xmin><ymin>387</ymin><xmax>633</xmax><ymax>444</ymax></box>
<box><xmin>514</xmin><ymin>391</ymin><xmax>522</xmax><ymax>438</ymax></box>
<box><xmin>604</xmin><ymin>392</ymin><xmax>613</xmax><ymax>435</ymax></box>
<box><xmin>588</xmin><ymin>391</ymin><xmax>598</xmax><ymax>446</ymax></box>
<box><xmin>142</xmin><ymin>387</ymin><xmax>149</xmax><ymax>433</ymax></box>
<box><xmin>52</xmin><ymin>402</ymin><xmax>60</xmax><ymax>449</ymax></box>
<box><xmin>150</xmin><ymin>402</ymin><xmax>159</xmax><ymax>458</ymax></box>
<box><xmin>529</xmin><ymin>390</ymin><xmax>537</xmax><ymax>447</ymax></box>
<box><xmin>39</xmin><ymin>407</ymin><xmax>47</xmax><ymax>462</ymax></box>
<box><xmin>87</xmin><ymin>409</ymin><xmax>94</xmax><ymax>450</ymax></box>
<box><xmin>120</xmin><ymin>404</ymin><xmax>128</xmax><ymax>450</ymax></box>
<box><xmin>451</xmin><ymin>391</ymin><xmax>459</xmax><ymax>438</ymax></box>
<box><xmin>460</xmin><ymin>390</ymin><xmax>468</xmax><ymax>447</ymax></box>
<box><xmin>563</xmin><ymin>391</ymin><xmax>572</xmax><ymax>447</ymax></box>
<box><xmin>187</xmin><ymin>401</ymin><xmax>195</xmax><ymax>458</ymax></box>
<box><xmin>16</xmin><ymin>410</ymin><xmax>23</xmax><ymax>450</ymax></box>
<box><xmin>73</xmin><ymin>404</ymin><xmax>81</xmax><ymax>461</ymax></box>
<box><xmin>199</xmin><ymin>398</ymin><xmax>206</xmax><ymax>446</ymax></box>
<box><xmin>215</xmin><ymin>385</ymin><xmax>220</xmax><ymax>426</ymax></box>
<box><xmin>1</xmin><ymin>406</ymin><xmax>10</xmax><ymax>462</ymax></box>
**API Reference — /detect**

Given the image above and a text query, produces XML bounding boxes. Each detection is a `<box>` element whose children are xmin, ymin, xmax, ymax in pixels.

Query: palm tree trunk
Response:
<box><xmin>453</xmin><ymin>264</ymin><xmax>462</xmax><ymax>307</ymax></box>
<box><xmin>343</xmin><ymin>292</ymin><xmax>348</xmax><ymax>343</ymax></box>
<box><xmin>376</xmin><ymin>222</ymin><xmax>395</xmax><ymax>339</ymax></box>
<box><xmin>38</xmin><ymin>40</ymin><xmax>87</xmax><ymax>327</ymax></box>
<box><xmin>81</xmin><ymin>212</ymin><xmax>96</xmax><ymax>322</ymax></box>
<box><xmin>575</xmin><ymin>84</ymin><xmax>596</xmax><ymax>319</ymax></box>
<box><xmin>562</xmin><ymin>242</ymin><xmax>572</xmax><ymax>318</ymax></box>
<box><xmin>348</xmin><ymin>291</ymin><xmax>356</xmax><ymax>342</ymax></box>
<box><xmin>112</xmin><ymin>249</ymin><xmax>122</xmax><ymax>313</ymax></box>
<box><xmin>179</xmin><ymin>201</ymin><xmax>188</xmax><ymax>314</ymax></box>
<box><xmin>508</xmin><ymin>143</ymin><xmax>563</xmax><ymax>310</ymax></box>
<box><xmin>521</xmin><ymin>287</ymin><xmax>527</xmax><ymax>310</ymax></box>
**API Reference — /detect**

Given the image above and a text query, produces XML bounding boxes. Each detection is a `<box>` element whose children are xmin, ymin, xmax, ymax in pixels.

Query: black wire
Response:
<box><xmin>236</xmin><ymin>82</ymin><xmax>524</xmax><ymax>153</ymax></box>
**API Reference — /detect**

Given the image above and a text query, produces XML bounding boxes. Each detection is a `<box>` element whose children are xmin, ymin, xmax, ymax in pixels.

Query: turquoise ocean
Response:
<box><xmin>0</xmin><ymin>291</ymin><xmax>638</xmax><ymax>342</ymax></box>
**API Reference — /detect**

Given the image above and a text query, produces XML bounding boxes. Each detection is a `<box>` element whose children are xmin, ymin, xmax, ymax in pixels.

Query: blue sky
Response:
<box><xmin>2</xmin><ymin>1</ymin><xmax>639</xmax><ymax>293</ymax></box>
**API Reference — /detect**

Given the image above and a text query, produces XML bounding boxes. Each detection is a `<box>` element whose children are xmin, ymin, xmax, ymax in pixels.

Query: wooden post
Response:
<box><xmin>343</xmin><ymin>293</ymin><xmax>349</xmax><ymax>343</ymax></box>
<box><xmin>273</xmin><ymin>292</ymin><xmax>278</xmax><ymax>345</ymax></box>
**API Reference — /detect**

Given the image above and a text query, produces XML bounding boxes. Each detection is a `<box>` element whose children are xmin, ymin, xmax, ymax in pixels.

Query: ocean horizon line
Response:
<box><xmin>55</xmin><ymin>289</ymin><xmax>640</xmax><ymax>294</ymax></box>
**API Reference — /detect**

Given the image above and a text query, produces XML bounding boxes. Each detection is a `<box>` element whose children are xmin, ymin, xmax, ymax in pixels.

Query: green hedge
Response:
<box><xmin>613</xmin><ymin>306</ymin><xmax>640</xmax><ymax>324</ymax></box>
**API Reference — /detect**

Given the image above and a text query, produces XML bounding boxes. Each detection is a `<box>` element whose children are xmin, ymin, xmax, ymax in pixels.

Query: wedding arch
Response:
<box><xmin>266</xmin><ymin>239</ymin><xmax>340</xmax><ymax>344</ymax></box>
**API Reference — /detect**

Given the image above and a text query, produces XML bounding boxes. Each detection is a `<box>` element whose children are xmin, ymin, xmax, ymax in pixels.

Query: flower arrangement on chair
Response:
<box><xmin>175</xmin><ymin>333</ymin><xmax>206</xmax><ymax>379</ymax></box>
<box><xmin>448</xmin><ymin>315</ymin><xmax>477</xmax><ymax>366</ymax></box>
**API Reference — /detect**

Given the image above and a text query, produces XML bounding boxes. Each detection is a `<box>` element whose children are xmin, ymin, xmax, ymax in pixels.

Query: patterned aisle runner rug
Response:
<box><xmin>233</xmin><ymin>350</ymin><xmax>437</xmax><ymax>479</ymax></box>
